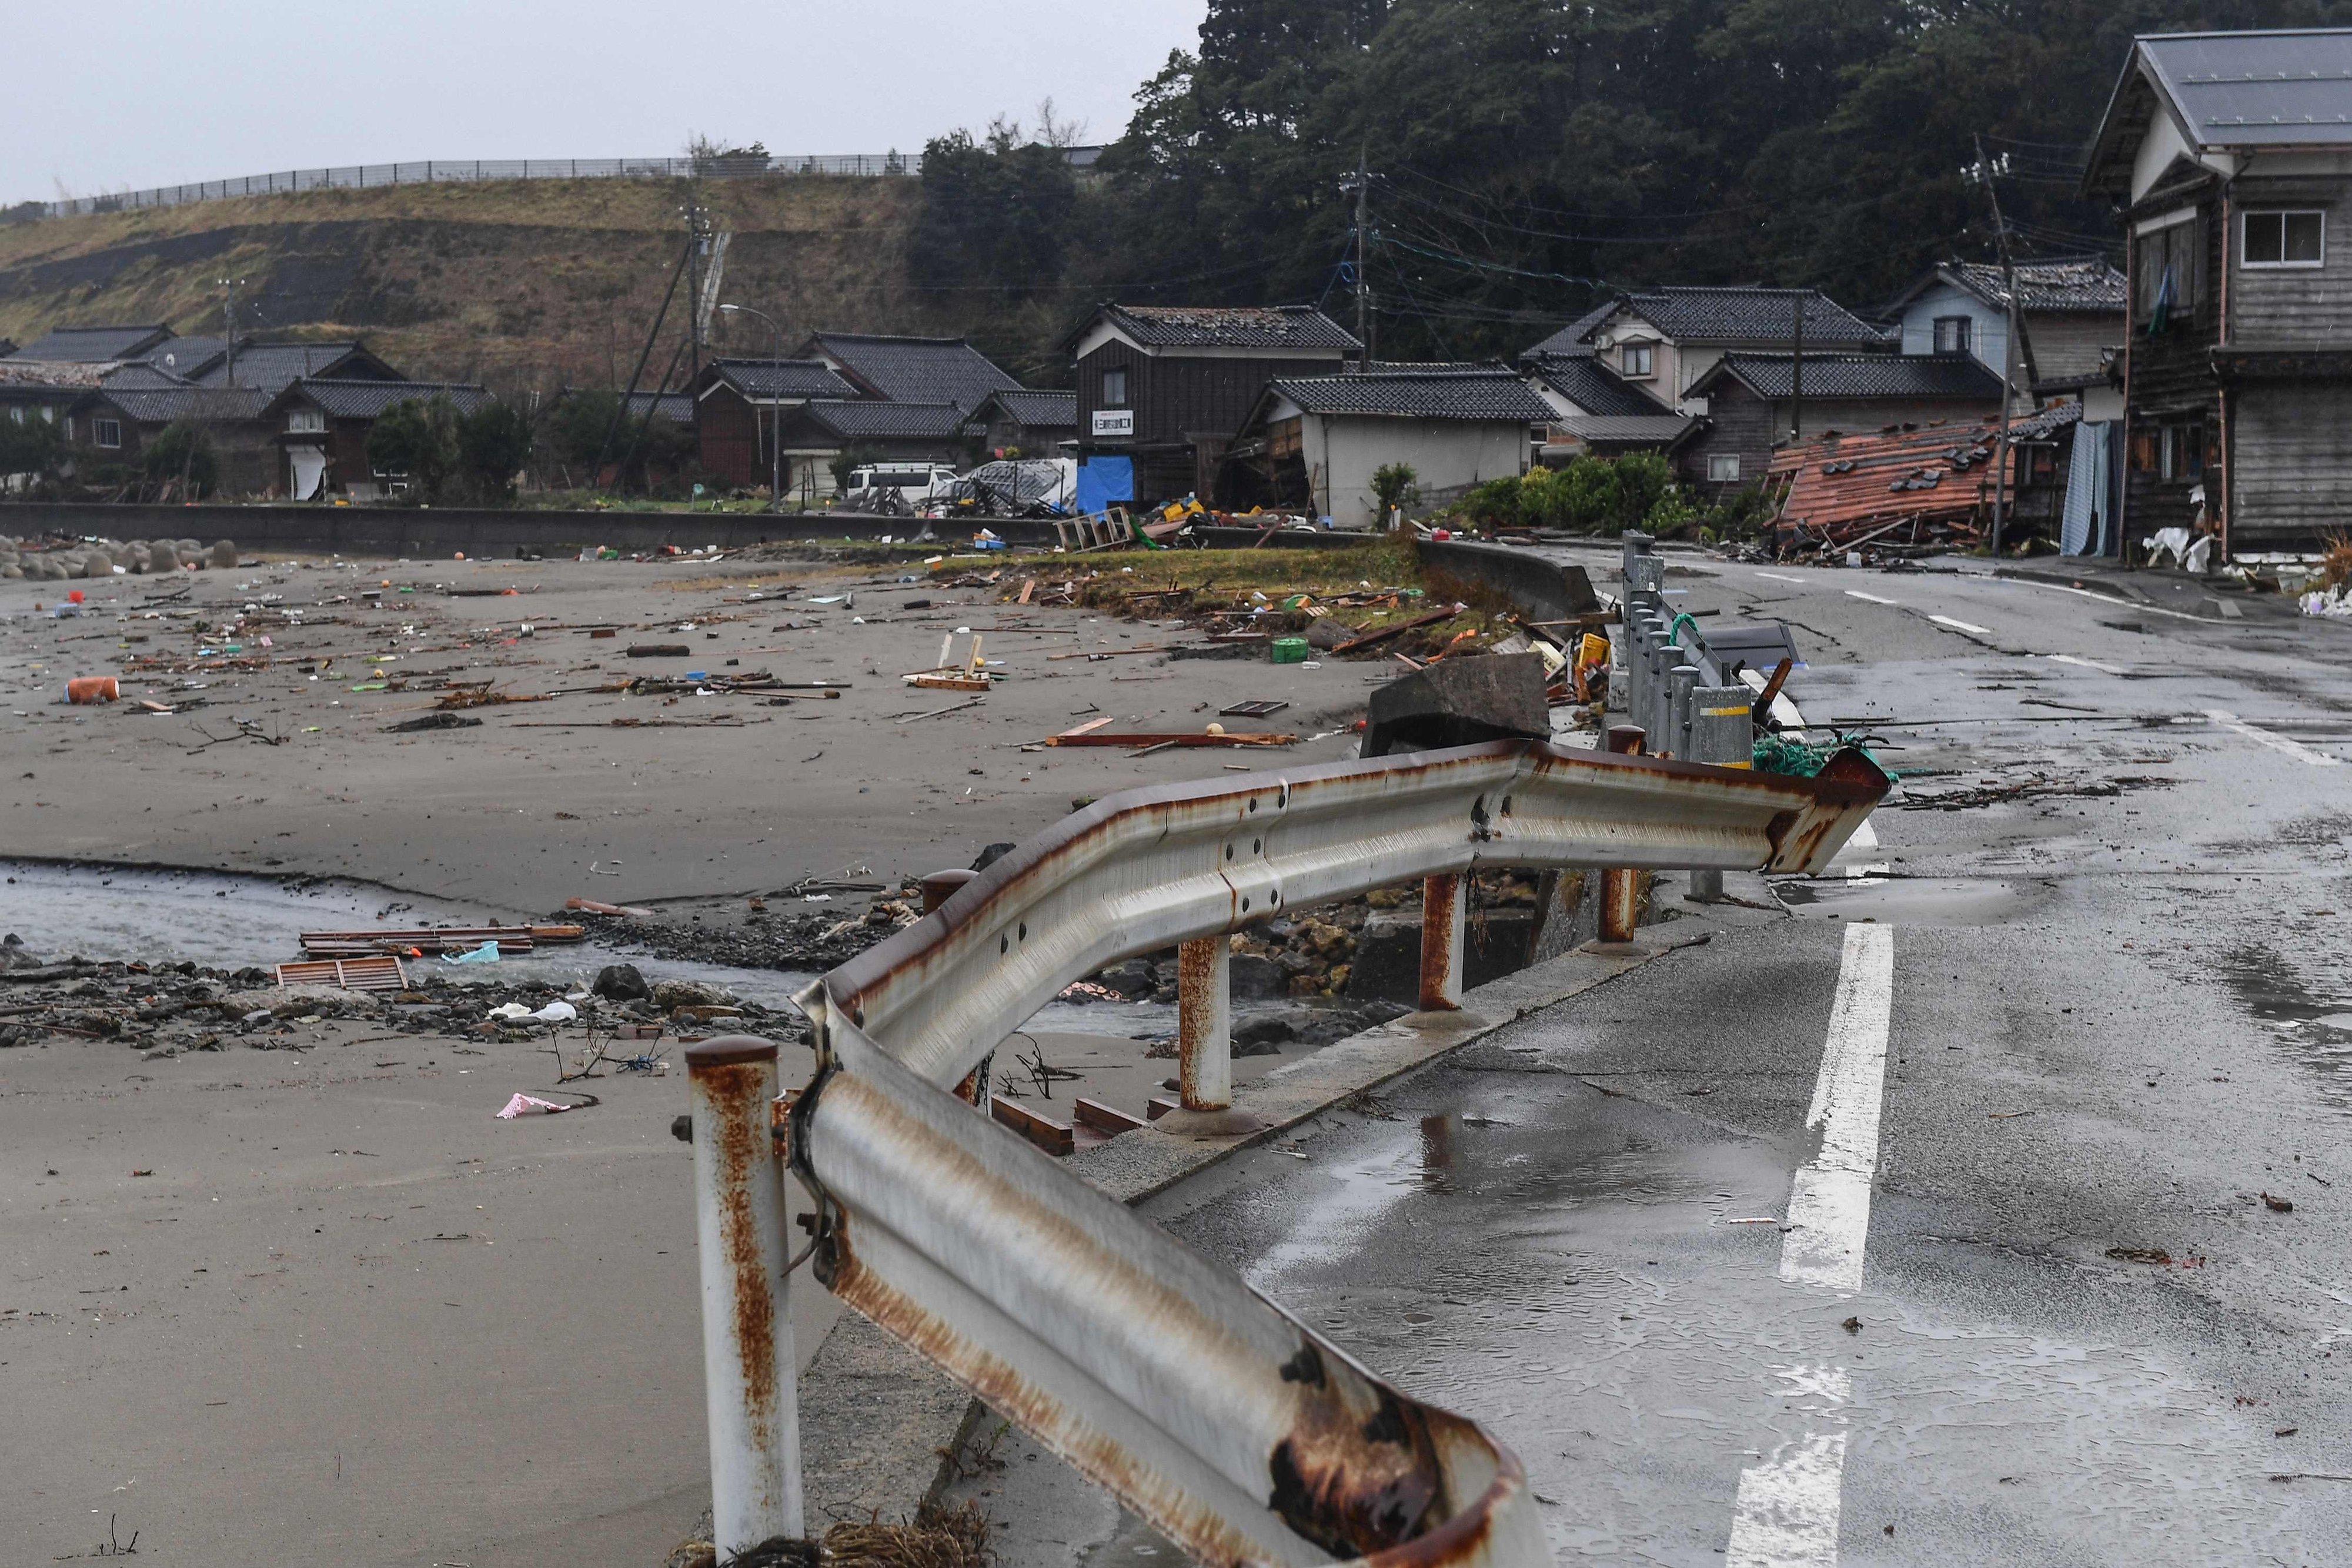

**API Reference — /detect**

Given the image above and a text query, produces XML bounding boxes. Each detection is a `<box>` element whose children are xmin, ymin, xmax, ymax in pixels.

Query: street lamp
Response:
<box><xmin>718</xmin><ymin>303</ymin><xmax>785</xmax><ymax>509</ymax></box>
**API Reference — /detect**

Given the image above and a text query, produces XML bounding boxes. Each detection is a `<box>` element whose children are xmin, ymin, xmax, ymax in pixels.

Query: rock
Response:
<box><xmin>1274</xmin><ymin>949</ymin><xmax>1314</xmax><ymax>978</ymax></box>
<box><xmin>146</xmin><ymin>541</ymin><xmax>180</xmax><ymax>575</ymax></box>
<box><xmin>593</xmin><ymin>963</ymin><xmax>651</xmax><ymax>1002</ymax></box>
<box><xmin>1304</xmin><ymin>616</ymin><xmax>1352</xmax><ymax>650</ymax></box>
<box><xmin>265</xmin><ymin>985</ymin><xmax>363</xmax><ymax>1018</ymax></box>
<box><xmin>1232</xmin><ymin>1015</ymin><xmax>1297</xmax><ymax>1055</ymax></box>
<box><xmin>1346</xmin><ymin>912</ymin><xmax>1424</xmax><ymax>1005</ymax></box>
<box><xmin>653</xmin><ymin>978</ymin><xmax>734</xmax><ymax>1010</ymax></box>
<box><xmin>209</xmin><ymin>539</ymin><xmax>238</xmax><ymax>569</ymax></box>
<box><xmin>1362</xmin><ymin>652</ymin><xmax>1552</xmax><ymax>758</ymax></box>
<box><xmin>1229</xmin><ymin>952</ymin><xmax>1285</xmax><ymax>999</ymax></box>
<box><xmin>971</xmin><ymin>842</ymin><xmax>1017</xmax><ymax>871</ymax></box>
<box><xmin>1097</xmin><ymin>958</ymin><xmax>1157</xmax><ymax>999</ymax></box>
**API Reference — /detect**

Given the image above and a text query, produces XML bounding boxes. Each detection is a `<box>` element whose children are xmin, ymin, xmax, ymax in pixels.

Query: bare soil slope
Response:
<box><xmin>0</xmin><ymin>176</ymin><xmax>925</xmax><ymax>390</ymax></box>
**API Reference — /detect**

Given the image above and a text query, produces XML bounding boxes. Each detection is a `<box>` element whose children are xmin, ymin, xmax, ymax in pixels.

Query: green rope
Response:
<box><xmin>1752</xmin><ymin>730</ymin><xmax>1898</xmax><ymax>780</ymax></box>
<box><xmin>1667</xmin><ymin>611</ymin><xmax>1699</xmax><ymax>646</ymax></box>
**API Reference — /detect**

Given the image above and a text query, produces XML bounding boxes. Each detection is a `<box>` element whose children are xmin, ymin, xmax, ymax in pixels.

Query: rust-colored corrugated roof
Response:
<box><xmin>1769</xmin><ymin>415</ymin><xmax>2007</xmax><ymax>531</ymax></box>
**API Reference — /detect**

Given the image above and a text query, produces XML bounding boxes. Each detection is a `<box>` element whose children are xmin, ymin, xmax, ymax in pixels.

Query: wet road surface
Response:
<box><xmin>958</xmin><ymin>554</ymin><xmax>2352</xmax><ymax>1566</ymax></box>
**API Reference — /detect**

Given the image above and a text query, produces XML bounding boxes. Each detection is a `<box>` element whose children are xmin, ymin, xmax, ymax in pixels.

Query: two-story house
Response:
<box><xmin>1878</xmin><ymin>259</ymin><xmax>2129</xmax><ymax>393</ymax></box>
<box><xmin>2082</xmin><ymin>27</ymin><xmax>2352</xmax><ymax>553</ymax></box>
<box><xmin>1064</xmin><ymin>303</ymin><xmax>1361</xmax><ymax>503</ymax></box>
<box><xmin>1563</xmin><ymin>287</ymin><xmax>1892</xmax><ymax>413</ymax></box>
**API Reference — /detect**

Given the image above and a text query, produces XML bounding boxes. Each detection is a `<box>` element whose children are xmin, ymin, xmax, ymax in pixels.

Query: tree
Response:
<box><xmin>142</xmin><ymin>420</ymin><xmax>219</xmax><ymax>500</ymax></box>
<box><xmin>0</xmin><ymin>410</ymin><xmax>68</xmax><ymax>489</ymax></box>
<box><xmin>1370</xmin><ymin>461</ymin><xmax>1417</xmax><ymax>516</ymax></box>
<box><xmin>546</xmin><ymin>389</ymin><xmax>619</xmax><ymax>477</ymax></box>
<box><xmin>367</xmin><ymin>396</ymin><xmax>460</xmax><ymax>502</ymax></box>
<box><xmin>909</xmin><ymin>122</ymin><xmax>1078</xmax><ymax>306</ymax></box>
<box><xmin>456</xmin><ymin>400</ymin><xmax>534</xmax><ymax>504</ymax></box>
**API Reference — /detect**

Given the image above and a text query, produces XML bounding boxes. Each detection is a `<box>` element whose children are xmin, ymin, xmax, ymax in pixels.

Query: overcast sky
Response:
<box><xmin>4</xmin><ymin>1</ymin><xmax>1210</xmax><ymax>200</ymax></box>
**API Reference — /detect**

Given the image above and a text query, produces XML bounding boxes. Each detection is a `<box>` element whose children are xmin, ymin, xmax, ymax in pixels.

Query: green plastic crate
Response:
<box><xmin>1271</xmin><ymin>637</ymin><xmax>1311</xmax><ymax>664</ymax></box>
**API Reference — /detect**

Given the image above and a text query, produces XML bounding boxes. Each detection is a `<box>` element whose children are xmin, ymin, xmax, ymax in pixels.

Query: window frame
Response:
<box><xmin>1706</xmin><ymin>453</ymin><xmax>1740</xmax><ymax>483</ymax></box>
<box><xmin>2241</xmin><ymin>209</ymin><xmax>2325</xmax><ymax>270</ymax></box>
<box><xmin>93</xmin><ymin>417</ymin><xmax>123</xmax><ymax>449</ymax></box>
<box><xmin>287</xmin><ymin>406</ymin><xmax>326</xmax><ymax>434</ymax></box>
<box><xmin>1621</xmin><ymin>342</ymin><xmax>1655</xmax><ymax>379</ymax></box>
<box><xmin>2133</xmin><ymin>216</ymin><xmax>2202</xmax><ymax>323</ymax></box>
<box><xmin>1931</xmin><ymin>315</ymin><xmax>1973</xmax><ymax>356</ymax></box>
<box><xmin>1099</xmin><ymin>366</ymin><xmax>1128</xmax><ymax>408</ymax></box>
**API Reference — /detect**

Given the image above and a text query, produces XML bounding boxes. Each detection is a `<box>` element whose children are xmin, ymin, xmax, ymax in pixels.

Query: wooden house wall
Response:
<box><xmin>698</xmin><ymin>387</ymin><xmax>763</xmax><ymax>487</ymax></box>
<box><xmin>1073</xmin><ymin>340</ymin><xmax>1348</xmax><ymax>446</ymax></box>
<box><xmin>2227</xmin><ymin>177</ymin><xmax>2352</xmax><ymax>343</ymax></box>
<box><xmin>2230</xmin><ymin>385</ymin><xmax>2352</xmax><ymax>545</ymax></box>
<box><xmin>2123</xmin><ymin>198</ymin><xmax>2224</xmax><ymax>536</ymax></box>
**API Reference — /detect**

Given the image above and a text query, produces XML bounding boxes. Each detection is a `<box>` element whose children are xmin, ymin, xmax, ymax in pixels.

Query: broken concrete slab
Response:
<box><xmin>1362</xmin><ymin>651</ymin><xmax>1551</xmax><ymax>758</ymax></box>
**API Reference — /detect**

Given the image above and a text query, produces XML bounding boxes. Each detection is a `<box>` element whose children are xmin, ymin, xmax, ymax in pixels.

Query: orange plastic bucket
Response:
<box><xmin>65</xmin><ymin>677</ymin><xmax>119</xmax><ymax>704</ymax></box>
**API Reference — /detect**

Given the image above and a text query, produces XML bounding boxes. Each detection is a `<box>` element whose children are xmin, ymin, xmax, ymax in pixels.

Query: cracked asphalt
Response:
<box><xmin>960</xmin><ymin>550</ymin><xmax>2352</xmax><ymax>1567</ymax></box>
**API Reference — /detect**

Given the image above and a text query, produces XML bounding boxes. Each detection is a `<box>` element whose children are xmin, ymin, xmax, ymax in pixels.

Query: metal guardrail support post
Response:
<box><xmin>1685</xmin><ymin>684</ymin><xmax>1756</xmax><ymax>904</ymax></box>
<box><xmin>1595</xmin><ymin>726</ymin><xmax>1648</xmax><ymax>947</ymax></box>
<box><xmin>1420</xmin><ymin>872</ymin><xmax>1465</xmax><ymax>1010</ymax></box>
<box><xmin>687</xmin><ymin>1038</ymin><xmax>803</xmax><ymax>1557</ymax></box>
<box><xmin>1669</xmin><ymin>664</ymin><xmax>1700</xmax><ymax>760</ymax></box>
<box><xmin>1176</xmin><ymin>935</ymin><xmax>1232</xmax><ymax>1111</ymax></box>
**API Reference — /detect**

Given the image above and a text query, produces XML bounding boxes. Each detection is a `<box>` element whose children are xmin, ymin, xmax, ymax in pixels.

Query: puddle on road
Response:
<box><xmin>2215</xmin><ymin>942</ymin><xmax>2352</xmax><ymax>1112</ymax></box>
<box><xmin>1770</xmin><ymin>874</ymin><xmax>2049</xmax><ymax>925</ymax></box>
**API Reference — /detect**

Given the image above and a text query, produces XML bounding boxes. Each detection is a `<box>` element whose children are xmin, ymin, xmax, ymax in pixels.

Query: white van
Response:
<box><xmin>846</xmin><ymin>463</ymin><xmax>959</xmax><ymax>503</ymax></box>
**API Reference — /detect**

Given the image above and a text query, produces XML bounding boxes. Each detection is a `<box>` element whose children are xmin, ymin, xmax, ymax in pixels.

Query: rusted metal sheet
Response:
<box><xmin>793</xmin><ymin>1010</ymin><xmax>1551</xmax><ymax>1568</ymax></box>
<box><xmin>1418</xmin><ymin>874</ymin><xmax>1463</xmax><ymax>1011</ymax></box>
<box><xmin>1177</xmin><ymin>934</ymin><xmax>1232</xmax><ymax>1112</ymax></box>
<box><xmin>687</xmin><ymin>1038</ymin><xmax>802</xmax><ymax>1556</ymax></box>
<box><xmin>822</xmin><ymin>737</ymin><xmax>1888</xmax><ymax>1095</ymax></box>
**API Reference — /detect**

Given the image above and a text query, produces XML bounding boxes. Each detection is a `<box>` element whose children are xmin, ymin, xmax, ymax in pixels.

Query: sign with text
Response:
<box><xmin>1090</xmin><ymin>409</ymin><xmax>1135</xmax><ymax>439</ymax></box>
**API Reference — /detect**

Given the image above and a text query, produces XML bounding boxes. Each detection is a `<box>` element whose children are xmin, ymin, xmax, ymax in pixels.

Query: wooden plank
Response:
<box><xmin>1044</xmin><ymin>732</ymin><xmax>1297</xmax><ymax>748</ymax></box>
<box><xmin>1055</xmin><ymin>714</ymin><xmax>1119</xmax><ymax>738</ymax></box>
<box><xmin>991</xmin><ymin>1096</ymin><xmax>1075</xmax><ymax>1156</ymax></box>
<box><xmin>904</xmin><ymin>674</ymin><xmax>991</xmax><ymax>691</ymax></box>
<box><xmin>1329</xmin><ymin>607</ymin><xmax>1458</xmax><ymax>655</ymax></box>
<box><xmin>1145</xmin><ymin>1096</ymin><xmax>1180</xmax><ymax>1122</ymax></box>
<box><xmin>1073</xmin><ymin>1097</ymin><xmax>1149</xmax><ymax>1135</ymax></box>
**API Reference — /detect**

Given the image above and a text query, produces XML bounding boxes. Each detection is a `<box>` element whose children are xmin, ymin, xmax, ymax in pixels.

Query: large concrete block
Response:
<box><xmin>1362</xmin><ymin>652</ymin><xmax>1551</xmax><ymax>758</ymax></box>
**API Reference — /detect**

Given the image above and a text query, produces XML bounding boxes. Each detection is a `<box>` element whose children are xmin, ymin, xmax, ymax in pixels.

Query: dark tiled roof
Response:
<box><xmin>100</xmin><ymin>363</ymin><xmax>193</xmax><ymax>389</ymax></box>
<box><xmin>290</xmin><ymin>379</ymin><xmax>497</xmax><ymax>418</ymax></box>
<box><xmin>6</xmin><ymin>325</ymin><xmax>173</xmax><ymax>362</ymax></box>
<box><xmin>1555</xmin><ymin>414</ymin><xmax>1702</xmax><ymax>447</ymax></box>
<box><xmin>195</xmin><ymin>342</ymin><xmax>395</xmax><ymax>393</ymax></box>
<box><xmin>1592</xmin><ymin>288</ymin><xmax>1886</xmax><ymax>347</ymax></box>
<box><xmin>1268</xmin><ymin>369</ymin><xmax>1556</xmax><ymax>421</ymax></box>
<box><xmin>802</xmin><ymin>399</ymin><xmax>969</xmax><ymax>440</ymax></box>
<box><xmin>146</xmin><ymin>337</ymin><xmax>228</xmax><ymax>376</ymax></box>
<box><xmin>1521</xmin><ymin>301</ymin><xmax>1622</xmax><ymax>360</ymax></box>
<box><xmin>709</xmin><ymin>357</ymin><xmax>860</xmax><ymax>401</ymax></box>
<box><xmin>1948</xmin><ymin>259</ymin><xmax>2127</xmax><ymax>316</ymax></box>
<box><xmin>977</xmin><ymin>387</ymin><xmax>1079</xmax><ymax>426</ymax></box>
<box><xmin>1097</xmin><ymin>304</ymin><xmax>1362</xmax><ymax>352</ymax></box>
<box><xmin>1526</xmin><ymin>354</ymin><xmax>1668</xmax><ymax>416</ymax></box>
<box><xmin>799</xmin><ymin>333</ymin><xmax>1020</xmax><ymax>413</ymax></box>
<box><xmin>86</xmin><ymin>386</ymin><xmax>273</xmax><ymax>424</ymax></box>
<box><xmin>1698</xmin><ymin>353</ymin><xmax>2005</xmax><ymax>401</ymax></box>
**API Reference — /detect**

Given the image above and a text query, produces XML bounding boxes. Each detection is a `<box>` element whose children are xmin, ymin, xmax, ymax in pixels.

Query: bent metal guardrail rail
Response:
<box><xmin>687</xmin><ymin>737</ymin><xmax>1890</xmax><ymax>1566</ymax></box>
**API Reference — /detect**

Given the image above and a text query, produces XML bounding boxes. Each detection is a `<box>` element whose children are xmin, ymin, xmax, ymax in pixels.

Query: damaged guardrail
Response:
<box><xmin>693</xmin><ymin>736</ymin><xmax>1890</xmax><ymax>1566</ymax></box>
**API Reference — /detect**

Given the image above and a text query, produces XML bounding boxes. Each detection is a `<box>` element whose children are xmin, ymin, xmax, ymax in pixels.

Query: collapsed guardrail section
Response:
<box><xmin>693</xmin><ymin>737</ymin><xmax>1889</xmax><ymax>1566</ymax></box>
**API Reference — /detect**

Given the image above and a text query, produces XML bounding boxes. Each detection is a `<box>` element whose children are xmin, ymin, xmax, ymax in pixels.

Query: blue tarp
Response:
<box><xmin>1075</xmin><ymin>455</ymin><xmax>1134</xmax><ymax>514</ymax></box>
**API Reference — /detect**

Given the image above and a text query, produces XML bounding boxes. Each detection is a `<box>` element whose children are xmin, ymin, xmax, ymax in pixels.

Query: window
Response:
<box><xmin>1707</xmin><ymin>454</ymin><xmax>1740</xmax><ymax>483</ymax></box>
<box><xmin>2161</xmin><ymin>423</ymin><xmax>2205</xmax><ymax>481</ymax></box>
<box><xmin>1932</xmin><ymin>316</ymin><xmax>1973</xmax><ymax>356</ymax></box>
<box><xmin>288</xmin><ymin>407</ymin><xmax>326</xmax><ymax>433</ymax></box>
<box><xmin>1622</xmin><ymin>343</ymin><xmax>1655</xmax><ymax>378</ymax></box>
<box><xmin>1100</xmin><ymin>367</ymin><xmax>1128</xmax><ymax>407</ymax></box>
<box><xmin>94</xmin><ymin>418</ymin><xmax>122</xmax><ymax>449</ymax></box>
<box><xmin>2244</xmin><ymin>210</ymin><xmax>2324</xmax><ymax>268</ymax></box>
<box><xmin>2134</xmin><ymin>219</ymin><xmax>2201</xmax><ymax>323</ymax></box>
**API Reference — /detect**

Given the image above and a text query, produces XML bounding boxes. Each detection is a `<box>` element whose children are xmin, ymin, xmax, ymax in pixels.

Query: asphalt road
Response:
<box><xmin>966</xmin><ymin>554</ymin><xmax>2352</xmax><ymax>1566</ymax></box>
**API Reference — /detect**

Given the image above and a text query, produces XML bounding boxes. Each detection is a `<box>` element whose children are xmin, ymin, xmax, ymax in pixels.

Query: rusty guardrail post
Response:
<box><xmin>1592</xmin><ymin>724</ymin><xmax>1648</xmax><ymax>948</ymax></box>
<box><xmin>1420</xmin><ymin>872</ymin><xmax>1465</xmax><ymax>1009</ymax></box>
<box><xmin>1176</xmin><ymin>935</ymin><xmax>1232</xmax><ymax>1111</ymax></box>
<box><xmin>687</xmin><ymin>1037</ymin><xmax>803</xmax><ymax>1557</ymax></box>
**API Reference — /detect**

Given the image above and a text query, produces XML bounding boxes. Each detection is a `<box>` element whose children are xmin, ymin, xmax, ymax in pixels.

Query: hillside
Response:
<box><xmin>0</xmin><ymin>175</ymin><xmax>937</xmax><ymax>396</ymax></box>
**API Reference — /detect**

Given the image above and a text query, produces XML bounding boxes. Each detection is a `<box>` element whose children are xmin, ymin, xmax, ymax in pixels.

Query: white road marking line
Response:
<box><xmin>1927</xmin><ymin>614</ymin><xmax>1994</xmax><ymax>636</ymax></box>
<box><xmin>1843</xmin><ymin>590</ymin><xmax>1898</xmax><ymax>605</ymax></box>
<box><xmin>2011</xmin><ymin>578</ymin><xmax>2214</xmax><ymax>624</ymax></box>
<box><xmin>1756</xmin><ymin>571</ymin><xmax>1807</xmax><ymax>584</ymax></box>
<box><xmin>1783</xmin><ymin>922</ymin><xmax>1894</xmax><ymax>1291</ymax></box>
<box><xmin>1726</xmin><ymin>1370</ymin><xmax>1851</xmax><ymax>1568</ymax></box>
<box><xmin>2045</xmin><ymin>653</ymin><xmax>2125</xmax><ymax>675</ymax></box>
<box><xmin>1726</xmin><ymin>926</ymin><xmax>1892</xmax><ymax>1564</ymax></box>
<box><xmin>2204</xmin><ymin>708</ymin><xmax>2344</xmax><ymax>768</ymax></box>
<box><xmin>1845</xmin><ymin>861</ymin><xmax>1890</xmax><ymax>882</ymax></box>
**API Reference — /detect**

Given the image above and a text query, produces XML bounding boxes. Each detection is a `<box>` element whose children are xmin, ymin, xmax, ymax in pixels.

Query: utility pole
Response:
<box><xmin>1969</xmin><ymin>136</ymin><xmax>2022</xmax><ymax>559</ymax></box>
<box><xmin>1342</xmin><ymin>152</ymin><xmax>1372</xmax><ymax>369</ymax></box>
<box><xmin>683</xmin><ymin>203</ymin><xmax>711</xmax><ymax>385</ymax></box>
<box><xmin>1789</xmin><ymin>290</ymin><xmax>1805</xmax><ymax>444</ymax></box>
<box><xmin>217</xmin><ymin>278</ymin><xmax>246</xmax><ymax>386</ymax></box>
